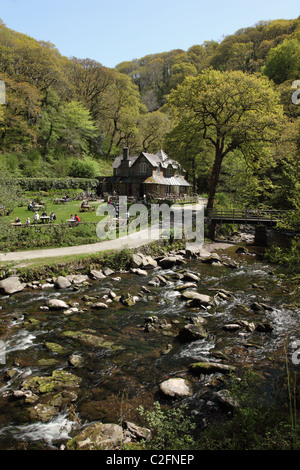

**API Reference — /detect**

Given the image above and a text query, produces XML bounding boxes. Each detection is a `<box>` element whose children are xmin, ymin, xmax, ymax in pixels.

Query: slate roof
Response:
<box><xmin>112</xmin><ymin>149</ymin><xmax>182</xmax><ymax>171</ymax></box>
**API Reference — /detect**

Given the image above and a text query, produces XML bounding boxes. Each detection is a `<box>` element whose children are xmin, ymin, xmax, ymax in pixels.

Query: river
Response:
<box><xmin>0</xmin><ymin>244</ymin><xmax>299</xmax><ymax>449</ymax></box>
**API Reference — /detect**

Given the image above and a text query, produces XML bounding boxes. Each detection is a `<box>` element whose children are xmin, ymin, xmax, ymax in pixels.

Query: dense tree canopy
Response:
<box><xmin>166</xmin><ymin>69</ymin><xmax>285</xmax><ymax>208</ymax></box>
<box><xmin>0</xmin><ymin>15</ymin><xmax>299</xmax><ymax>214</ymax></box>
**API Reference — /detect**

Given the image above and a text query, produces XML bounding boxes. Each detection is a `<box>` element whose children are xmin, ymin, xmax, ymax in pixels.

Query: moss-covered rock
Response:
<box><xmin>66</xmin><ymin>422</ymin><xmax>123</xmax><ymax>450</ymax></box>
<box><xmin>189</xmin><ymin>361</ymin><xmax>236</xmax><ymax>375</ymax></box>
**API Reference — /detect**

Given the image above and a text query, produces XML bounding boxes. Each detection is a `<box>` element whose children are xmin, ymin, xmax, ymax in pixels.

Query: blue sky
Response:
<box><xmin>1</xmin><ymin>0</ymin><xmax>300</xmax><ymax>68</ymax></box>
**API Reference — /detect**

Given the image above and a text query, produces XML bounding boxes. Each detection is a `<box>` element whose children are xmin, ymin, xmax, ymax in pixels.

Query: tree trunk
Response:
<box><xmin>206</xmin><ymin>149</ymin><xmax>223</xmax><ymax>210</ymax></box>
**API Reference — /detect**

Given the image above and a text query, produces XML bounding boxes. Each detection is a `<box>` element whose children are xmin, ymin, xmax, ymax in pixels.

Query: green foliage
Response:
<box><xmin>137</xmin><ymin>402</ymin><xmax>196</xmax><ymax>450</ymax></box>
<box><xmin>167</xmin><ymin>68</ymin><xmax>285</xmax><ymax>208</ymax></box>
<box><xmin>1</xmin><ymin>177</ymin><xmax>98</xmax><ymax>192</ymax></box>
<box><xmin>262</xmin><ymin>39</ymin><xmax>300</xmax><ymax>84</ymax></box>
<box><xmin>68</xmin><ymin>160</ymin><xmax>96</xmax><ymax>178</ymax></box>
<box><xmin>201</xmin><ymin>369</ymin><xmax>300</xmax><ymax>450</ymax></box>
<box><xmin>265</xmin><ymin>236</ymin><xmax>300</xmax><ymax>274</ymax></box>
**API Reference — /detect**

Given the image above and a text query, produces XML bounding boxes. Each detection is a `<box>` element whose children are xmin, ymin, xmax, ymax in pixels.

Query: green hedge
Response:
<box><xmin>1</xmin><ymin>178</ymin><xmax>99</xmax><ymax>192</ymax></box>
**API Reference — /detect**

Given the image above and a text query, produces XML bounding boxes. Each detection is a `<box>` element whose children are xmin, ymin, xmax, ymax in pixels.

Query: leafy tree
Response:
<box><xmin>167</xmin><ymin>68</ymin><xmax>285</xmax><ymax>209</ymax></box>
<box><xmin>137</xmin><ymin>110</ymin><xmax>172</xmax><ymax>152</ymax></box>
<box><xmin>0</xmin><ymin>73</ymin><xmax>41</xmax><ymax>152</ymax></box>
<box><xmin>68</xmin><ymin>159</ymin><xmax>95</xmax><ymax>178</ymax></box>
<box><xmin>99</xmin><ymin>72</ymin><xmax>144</xmax><ymax>159</ymax></box>
<box><xmin>262</xmin><ymin>39</ymin><xmax>300</xmax><ymax>84</ymax></box>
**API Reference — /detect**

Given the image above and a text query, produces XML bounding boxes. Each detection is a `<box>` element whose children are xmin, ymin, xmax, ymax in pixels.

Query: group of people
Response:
<box><xmin>13</xmin><ymin>211</ymin><xmax>56</xmax><ymax>226</ymax></box>
<box><xmin>69</xmin><ymin>214</ymin><xmax>81</xmax><ymax>222</ymax></box>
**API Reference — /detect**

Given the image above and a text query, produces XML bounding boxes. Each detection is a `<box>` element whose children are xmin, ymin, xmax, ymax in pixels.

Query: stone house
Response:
<box><xmin>98</xmin><ymin>148</ymin><xmax>192</xmax><ymax>199</ymax></box>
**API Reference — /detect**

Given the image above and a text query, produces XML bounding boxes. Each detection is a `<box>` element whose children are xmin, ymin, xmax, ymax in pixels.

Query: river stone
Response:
<box><xmin>62</xmin><ymin>330</ymin><xmax>119</xmax><ymax>350</ymax></box>
<box><xmin>175</xmin><ymin>282</ymin><xmax>197</xmax><ymax>291</ymax></box>
<box><xmin>201</xmin><ymin>253</ymin><xmax>222</xmax><ymax>264</ymax></box>
<box><xmin>189</xmin><ymin>361</ymin><xmax>236</xmax><ymax>375</ymax></box>
<box><xmin>44</xmin><ymin>342</ymin><xmax>67</xmax><ymax>354</ymax></box>
<box><xmin>21</xmin><ymin>370</ymin><xmax>82</xmax><ymax>395</ymax></box>
<box><xmin>120</xmin><ymin>293</ymin><xmax>136</xmax><ymax>306</ymax></box>
<box><xmin>181</xmin><ymin>291</ymin><xmax>213</xmax><ymax>306</ymax></box>
<box><xmin>142</xmin><ymin>255</ymin><xmax>157</xmax><ymax>269</ymax></box>
<box><xmin>0</xmin><ymin>276</ymin><xmax>26</xmax><ymax>295</ymax></box>
<box><xmin>91</xmin><ymin>302</ymin><xmax>109</xmax><ymax>309</ymax></box>
<box><xmin>212</xmin><ymin>390</ymin><xmax>239</xmax><ymax>411</ymax></box>
<box><xmin>28</xmin><ymin>403</ymin><xmax>59</xmax><ymax>422</ymax></box>
<box><xmin>69</xmin><ymin>354</ymin><xmax>84</xmax><ymax>368</ymax></box>
<box><xmin>54</xmin><ymin>276</ymin><xmax>72</xmax><ymax>289</ymax></box>
<box><xmin>89</xmin><ymin>269</ymin><xmax>106</xmax><ymax>280</ymax></box>
<box><xmin>66</xmin><ymin>422</ymin><xmax>123</xmax><ymax>450</ymax></box>
<box><xmin>130</xmin><ymin>253</ymin><xmax>144</xmax><ymax>268</ymax></box>
<box><xmin>103</xmin><ymin>268</ymin><xmax>115</xmax><ymax>276</ymax></box>
<box><xmin>130</xmin><ymin>267</ymin><xmax>148</xmax><ymax>276</ymax></box>
<box><xmin>159</xmin><ymin>378</ymin><xmax>193</xmax><ymax>398</ymax></box>
<box><xmin>179</xmin><ymin>323</ymin><xmax>207</xmax><ymax>341</ymax></box>
<box><xmin>46</xmin><ymin>298</ymin><xmax>70</xmax><ymax>310</ymax></box>
<box><xmin>158</xmin><ymin>256</ymin><xmax>184</xmax><ymax>268</ymax></box>
<box><xmin>66</xmin><ymin>274</ymin><xmax>89</xmax><ymax>285</ymax></box>
<box><xmin>183</xmin><ymin>271</ymin><xmax>200</xmax><ymax>282</ymax></box>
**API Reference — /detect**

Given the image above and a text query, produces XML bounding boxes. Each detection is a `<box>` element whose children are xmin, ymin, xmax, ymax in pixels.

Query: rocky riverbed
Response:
<box><xmin>0</xmin><ymin>241</ymin><xmax>299</xmax><ymax>450</ymax></box>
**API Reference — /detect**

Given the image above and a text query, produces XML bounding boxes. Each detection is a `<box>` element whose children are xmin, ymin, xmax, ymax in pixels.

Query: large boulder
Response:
<box><xmin>180</xmin><ymin>290</ymin><xmax>213</xmax><ymax>307</ymax></box>
<box><xmin>0</xmin><ymin>276</ymin><xmax>26</xmax><ymax>295</ymax></box>
<box><xmin>159</xmin><ymin>378</ymin><xmax>193</xmax><ymax>398</ymax></box>
<box><xmin>89</xmin><ymin>269</ymin><xmax>106</xmax><ymax>280</ymax></box>
<box><xmin>179</xmin><ymin>323</ymin><xmax>207</xmax><ymax>341</ymax></box>
<box><xmin>54</xmin><ymin>276</ymin><xmax>72</xmax><ymax>289</ymax></box>
<box><xmin>142</xmin><ymin>255</ymin><xmax>157</xmax><ymax>269</ymax></box>
<box><xmin>45</xmin><ymin>298</ymin><xmax>70</xmax><ymax>310</ymax></box>
<box><xmin>66</xmin><ymin>274</ymin><xmax>89</xmax><ymax>285</ymax></box>
<box><xmin>66</xmin><ymin>422</ymin><xmax>123</xmax><ymax>450</ymax></box>
<box><xmin>130</xmin><ymin>253</ymin><xmax>144</xmax><ymax>268</ymax></box>
<box><xmin>158</xmin><ymin>256</ymin><xmax>184</xmax><ymax>269</ymax></box>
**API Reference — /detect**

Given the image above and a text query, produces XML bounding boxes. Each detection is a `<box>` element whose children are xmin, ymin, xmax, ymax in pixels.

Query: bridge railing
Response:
<box><xmin>206</xmin><ymin>209</ymin><xmax>288</xmax><ymax>221</ymax></box>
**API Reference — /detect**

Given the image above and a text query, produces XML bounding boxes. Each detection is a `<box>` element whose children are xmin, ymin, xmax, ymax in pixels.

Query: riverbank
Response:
<box><xmin>0</xmin><ymin>233</ymin><xmax>298</xmax><ymax>450</ymax></box>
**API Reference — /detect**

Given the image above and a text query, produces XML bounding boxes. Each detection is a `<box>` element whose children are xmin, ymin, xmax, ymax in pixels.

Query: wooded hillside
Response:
<box><xmin>0</xmin><ymin>16</ymin><xmax>299</xmax><ymax>212</ymax></box>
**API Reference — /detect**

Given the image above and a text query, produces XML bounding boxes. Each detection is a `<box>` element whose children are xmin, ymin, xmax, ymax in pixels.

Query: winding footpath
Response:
<box><xmin>0</xmin><ymin>203</ymin><xmax>227</xmax><ymax>263</ymax></box>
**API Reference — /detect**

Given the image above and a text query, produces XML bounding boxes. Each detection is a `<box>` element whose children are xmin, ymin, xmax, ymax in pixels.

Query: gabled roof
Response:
<box><xmin>112</xmin><ymin>155</ymin><xmax>139</xmax><ymax>169</ymax></box>
<box><xmin>113</xmin><ymin>149</ymin><xmax>183</xmax><ymax>171</ymax></box>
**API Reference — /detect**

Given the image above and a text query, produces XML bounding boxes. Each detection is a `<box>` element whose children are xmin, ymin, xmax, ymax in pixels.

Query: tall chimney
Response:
<box><xmin>123</xmin><ymin>147</ymin><xmax>129</xmax><ymax>160</ymax></box>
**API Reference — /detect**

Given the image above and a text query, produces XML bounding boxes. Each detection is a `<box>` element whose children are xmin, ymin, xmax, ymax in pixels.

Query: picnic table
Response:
<box><xmin>40</xmin><ymin>216</ymin><xmax>50</xmax><ymax>223</ymax></box>
<box><xmin>30</xmin><ymin>204</ymin><xmax>45</xmax><ymax>211</ymax></box>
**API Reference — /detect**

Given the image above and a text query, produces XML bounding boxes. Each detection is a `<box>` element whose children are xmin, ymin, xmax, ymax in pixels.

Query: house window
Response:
<box><xmin>166</xmin><ymin>167</ymin><xmax>172</xmax><ymax>177</ymax></box>
<box><xmin>140</xmin><ymin>162</ymin><xmax>147</xmax><ymax>174</ymax></box>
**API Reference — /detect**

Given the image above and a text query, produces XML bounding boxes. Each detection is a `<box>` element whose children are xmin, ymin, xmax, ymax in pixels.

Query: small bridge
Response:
<box><xmin>206</xmin><ymin>208</ymin><xmax>290</xmax><ymax>244</ymax></box>
<box><xmin>206</xmin><ymin>209</ymin><xmax>287</xmax><ymax>225</ymax></box>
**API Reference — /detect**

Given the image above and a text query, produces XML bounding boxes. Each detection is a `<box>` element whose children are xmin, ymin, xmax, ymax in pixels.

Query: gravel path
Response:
<box><xmin>0</xmin><ymin>203</ymin><xmax>232</xmax><ymax>263</ymax></box>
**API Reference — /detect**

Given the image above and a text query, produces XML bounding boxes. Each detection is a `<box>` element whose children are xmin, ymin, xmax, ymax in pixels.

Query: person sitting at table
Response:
<box><xmin>50</xmin><ymin>211</ymin><xmax>56</xmax><ymax>221</ymax></box>
<box><xmin>26</xmin><ymin>217</ymin><xmax>30</xmax><ymax>226</ymax></box>
<box><xmin>33</xmin><ymin>211</ymin><xmax>39</xmax><ymax>223</ymax></box>
<box><xmin>42</xmin><ymin>211</ymin><xmax>47</xmax><ymax>217</ymax></box>
<box><xmin>28</xmin><ymin>202</ymin><xmax>33</xmax><ymax>211</ymax></box>
<box><xmin>70</xmin><ymin>214</ymin><xmax>75</xmax><ymax>220</ymax></box>
<box><xmin>75</xmin><ymin>214</ymin><xmax>80</xmax><ymax>222</ymax></box>
<box><xmin>14</xmin><ymin>217</ymin><xmax>21</xmax><ymax>224</ymax></box>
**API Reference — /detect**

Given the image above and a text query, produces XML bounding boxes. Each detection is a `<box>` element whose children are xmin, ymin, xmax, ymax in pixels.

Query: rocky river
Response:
<box><xmin>0</xmin><ymin>240</ymin><xmax>299</xmax><ymax>450</ymax></box>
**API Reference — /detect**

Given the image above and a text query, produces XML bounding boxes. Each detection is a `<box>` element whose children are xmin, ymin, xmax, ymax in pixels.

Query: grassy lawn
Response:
<box><xmin>9</xmin><ymin>197</ymin><xmax>105</xmax><ymax>225</ymax></box>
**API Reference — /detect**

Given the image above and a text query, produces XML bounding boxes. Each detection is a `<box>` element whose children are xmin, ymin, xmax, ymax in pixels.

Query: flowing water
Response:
<box><xmin>0</xmin><ymin>247</ymin><xmax>299</xmax><ymax>449</ymax></box>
